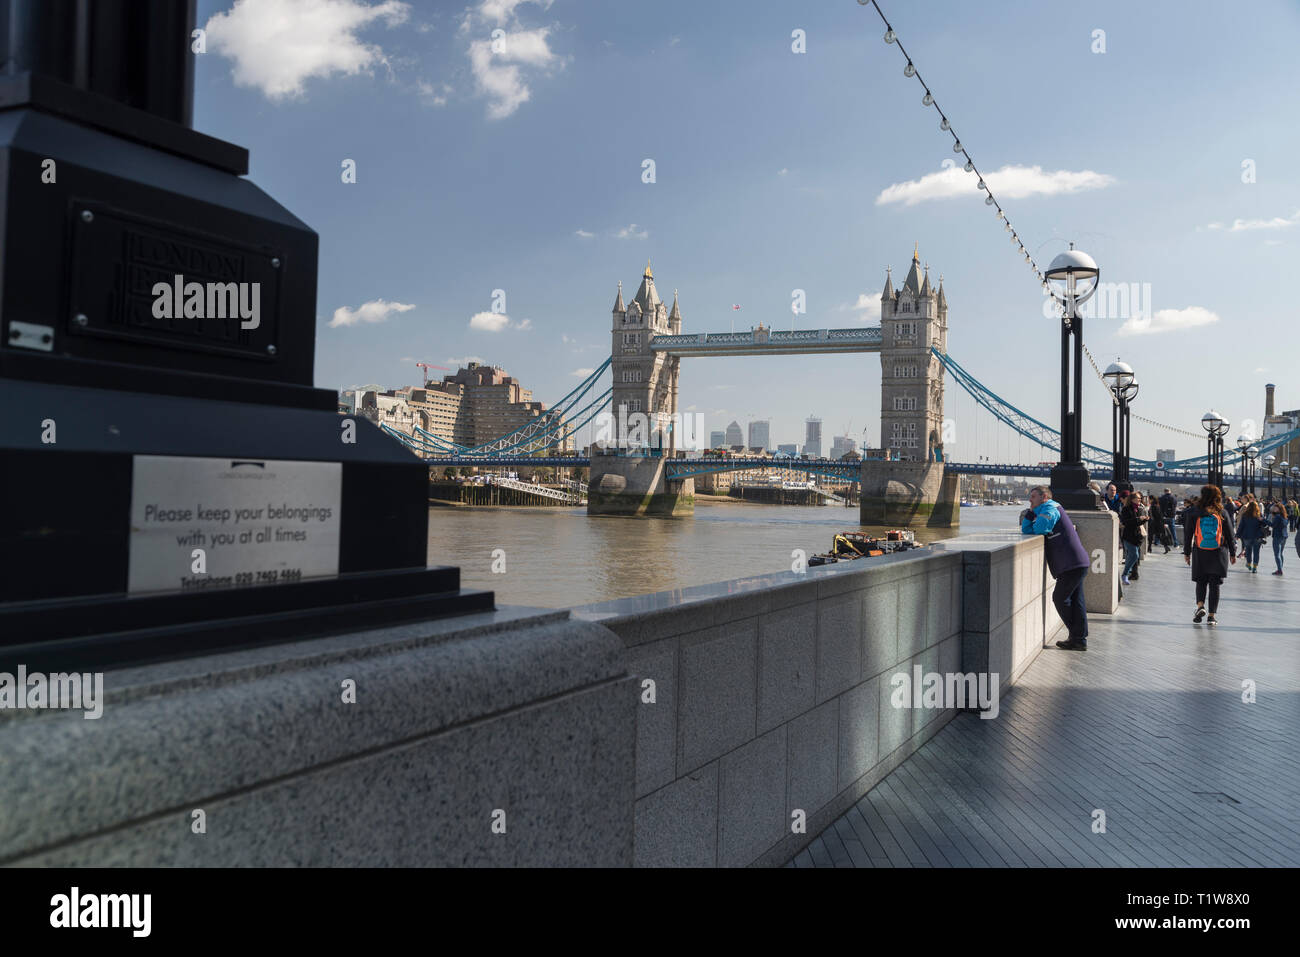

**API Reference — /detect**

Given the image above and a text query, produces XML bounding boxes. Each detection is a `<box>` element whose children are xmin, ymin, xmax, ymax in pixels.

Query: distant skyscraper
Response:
<box><xmin>1155</xmin><ymin>448</ymin><xmax>1176</xmax><ymax>465</ymax></box>
<box><xmin>725</xmin><ymin>420</ymin><xmax>744</xmax><ymax>447</ymax></box>
<box><xmin>777</xmin><ymin>443</ymin><xmax>798</xmax><ymax>456</ymax></box>
<box><xmin>748</xmin><ymin>420</ymin><xmax>771</xmax><ymax>451</ymax></box>
<box><xmin>830</xmin><ymin>435</ymin><xmax>857</xmax><ymax>460</ymax></box>
<box><xmin>710</xmin><ymin>430</ymin><xmax>726</xmax><ymax>449</ymax></box>
<box><xmin>804</xmin><ymin>417</ymin><xmax>822</xmax><ymax>458</ymax></box>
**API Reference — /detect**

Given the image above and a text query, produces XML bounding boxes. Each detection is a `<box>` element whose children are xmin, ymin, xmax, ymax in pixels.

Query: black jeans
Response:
<box><xmin>1053</xmin><ymin>567</ymin><xmax>1089</xmax><ymax>641</ymax></box>
<box><xmin>1195</xmin><ymin>579</ymin><xmax>1221</xmax><ymax>613</ymax></box>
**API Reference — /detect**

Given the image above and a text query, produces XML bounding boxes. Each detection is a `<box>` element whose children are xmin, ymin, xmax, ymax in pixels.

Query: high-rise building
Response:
<box><xmin>710</xmin><ymin>430</ymin><xmax>726</xmax><ymax>449</ymax></box>
<box><xmin>748</xmin><ymin>420</ymin><xmax>771</xmax><ymax>452</ymax></box>
<box><xmin>1263</xmin><ymin>384</ymin><xmax>1300</xmax><ymax>470</ymax></box>
<box><xmin>1155</xmin><ymin>449</ymin><xmax>1176</xmax><ymax>465</ymax></box>
<box><xmin>777</xmin><ymin>443</ymin><xmax>798</xmax><ymax>456</ymax></box>
<box><xmin>804</xmin><ymin>417</ymin><xmax>822</xmax><ymax>458</ymax></box>
<box><xmin>725</xmin><ymin>420</ymin><xmax>744</xmax><ymax>447</ymax></box>
<box><xmin>878</xmin><ymin>245</ymin><xmax>948</xmax><ymax>462</ymax></box>
<box><xmin>830</xmin><ymin>435</ymin><xmax>857</xmax><ymax>460</ymax></box>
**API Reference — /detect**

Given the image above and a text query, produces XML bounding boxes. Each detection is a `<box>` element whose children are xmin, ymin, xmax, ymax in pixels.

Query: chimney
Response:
<box><xmin>1266</xmin><ymin>383</ymin><xmax>1276</xmax><ymax>417</ymax></box>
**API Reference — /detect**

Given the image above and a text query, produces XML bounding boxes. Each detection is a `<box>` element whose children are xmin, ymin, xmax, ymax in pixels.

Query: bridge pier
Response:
<box><xmin>587</xmin><ymin>454</ymin><xmax>695</xmax><ymax>517</ymax></box>
<box><xmin>858</xmin><ymin>460</ymin><xmax>959</xmax><ymax>528</ymax></box>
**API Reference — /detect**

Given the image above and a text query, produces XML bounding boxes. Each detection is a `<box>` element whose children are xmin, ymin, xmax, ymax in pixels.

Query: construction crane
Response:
<box><xmin>415</xmin><ymin>361</ymin><xmax>451</xmax><ymax>386</ymax></box>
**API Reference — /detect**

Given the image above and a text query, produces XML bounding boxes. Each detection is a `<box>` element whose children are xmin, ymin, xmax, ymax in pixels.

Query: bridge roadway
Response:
<box><xmin>792</xmin><ymin>542</ymin><xmax>1300</xmax><ymax>867</ymax></box>
<box><xmin>420</xmin><ymin>455</ymin><xmax>1215</xmax><ymax>486</ymax></box>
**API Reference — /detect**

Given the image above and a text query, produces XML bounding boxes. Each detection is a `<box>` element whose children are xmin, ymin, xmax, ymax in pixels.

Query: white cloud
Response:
<box><xmin>575</xmin><ymin>229</ymin><xmax>594</xmax><ymax>238</ymax></box>
<box><xmin>1118</xmin><ymin>306</ymin><xmax>1220</xmax><ymax>337</ymax></box>
<box><xmin>466</xmin><ymin>0</ymin><xmax>553</xmax><ymax>27</ymax></box>
<box><xmin>569</xmin><ymin>367</ymin><xmax>595</xmax><ymax>377</ymax></box>
<box><xmin>843</xmin><ymin>292</ymin><xmax>882</xmax><ymax>323</ymax></box>
<box><xmin>204</xmin><ymin>0</ymin><xmax>410</xmax><ymax>100</ymax></box>
<box><xmin>467</xmin><ymin>26</ymin><xmax>561</xmax><ymax>119</ymax></box>
<box><xmin>875</xmin><ymin>164</ymin><xmax>1115</xmax><ymax>207</ymax></box>
<box><xmin>469</xmin><ymin>311</ymin><xmax>531</xmax><ymax>332</ymax></box>
<box><xmin>446</xmin><ymin>356</ymin><xmax>485</xmax><ymax>366</ymax></box>
<box><xmin>417</xmin><ymin>79</ymin><xmax>453</xmax><ymax>106</ymax></box>
<box><xmin>615</xmin><ymin>223</ymin><xmax>648</xmax><ymax>240</ymax></box>
<box><xmin>1205</xmin><ymin>209</ymin><xmax>1300</xmax><ymax>232</ymax></box>
<box><xmin>1255</xmin><ymin>367</ymin><xmax>1269</xmax><ymax>373</ymax></box>
<box><xmin>778</xmin><ymin>168</ymin><xmax>789</xmax><ymax>176</ymax></box>
<box><xmin>328</xmin><ymin>298</ymin><xmax>415</xmax><ymax>327</ymax></box>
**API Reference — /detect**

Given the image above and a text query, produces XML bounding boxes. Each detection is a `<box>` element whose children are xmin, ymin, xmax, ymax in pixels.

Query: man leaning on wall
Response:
<box><xmin>1021</xmin><ymin>485</ymin><xmax>1092</xmax><ymax>651</ymax></box>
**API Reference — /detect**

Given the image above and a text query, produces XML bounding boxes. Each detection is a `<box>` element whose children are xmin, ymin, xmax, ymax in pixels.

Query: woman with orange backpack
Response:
<box><xmin>1184</xmin><ymin>485</ymin><xmax>1238</xmax><ymax>626</ymax></box>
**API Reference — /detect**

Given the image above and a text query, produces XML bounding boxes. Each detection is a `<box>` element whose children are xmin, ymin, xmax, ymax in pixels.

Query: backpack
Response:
<box><xmin>1194</xmin><ymin>514</ymin><xmax>1223</xmax><ymax>551</ymax></box>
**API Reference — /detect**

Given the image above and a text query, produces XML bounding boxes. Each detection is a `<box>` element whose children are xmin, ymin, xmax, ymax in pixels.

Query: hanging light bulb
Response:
<box><xmin>940</xmin><ymin>117</ymin><xmax>950</xmax><ymax>131</ymax></box>
<box><xmin>997</xmin><ymin>209</ymin><xmax>1005</xmax><ymax>220</ymax></box>
<box><xmin>977</xmin><ymin>180</ymin><xmax>987</xmax><ymax>190</ymax></box>
<box><xmin>922</xmin><ymin>91</ymin><xmax>933</xmax><ymax>107</ymax></box>
<box><xmin>884</xmin><ymin>28</ymin><xmax>896</xmax><ymax>43</ymax></box>
<box><xmin>904</xmin><ymin>61</ymin><xmax>915</xmax><ymax>77</ymax></box>
<box><xmin>985</xmin><ymin>196</ymin><xmax>995</xmax><ymax>205</ymax></box>
<box><xmin>964</xmin><ymin>159</ymin><xmax>974</xmax><ymax>172</ymax></box>
<box><xmin>952</xmin><ymin>140</ymin><xmax>962</xmax><ymax>153</ymax></box>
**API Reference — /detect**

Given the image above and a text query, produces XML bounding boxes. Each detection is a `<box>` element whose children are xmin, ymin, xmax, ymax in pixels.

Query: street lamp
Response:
<box><xmin>1291</xmin><ymin>465</ymin><xmax>1300</xmax><ymax>502</ymax></box>
<box><xmin>1104</xmin><ymin>360</ymin><xmax>1138</xmax><ymax>490</ymax></box>
<box><xmin>1246</xmin><ymin>445</ymin><xmax>1259</xmax><ymax>496</ymax></box>
<box><xmin>1279</xmin><ymin>461</ymin><xmax>1291</xmax><ymax>501</ymax></box>
<box><xmin>1045</xmin><ymin>243</ymin><xmax>1101</xmax><ymax>509</ymax></box>
<box><xmin>1236</xmin><ymin>435</ymin><xmax>1251</xmax><ymax>497</ymax></box>
<box><xmin>1264</xmin><ymin>453</ymin><xmax>1276</xmax><ymax>501</ymax></box>
<box><xmin>1201</xmin><ymin>411</ymin><xmax>1222</xmax><ymax>488</ymax></box>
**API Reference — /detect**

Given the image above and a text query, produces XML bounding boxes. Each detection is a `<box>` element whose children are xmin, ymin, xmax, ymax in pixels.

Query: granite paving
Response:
<box><xmin>792</xmin><ymin>542</ymin><xmax>1300</xmax><ymax>867</ymax></box>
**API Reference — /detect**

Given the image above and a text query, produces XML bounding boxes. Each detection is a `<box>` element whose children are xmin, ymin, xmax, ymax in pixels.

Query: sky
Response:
<box><xmin>193</xmin><ymin>0</ymin><xmax>1300</xmax><ymax>464</ymax></box>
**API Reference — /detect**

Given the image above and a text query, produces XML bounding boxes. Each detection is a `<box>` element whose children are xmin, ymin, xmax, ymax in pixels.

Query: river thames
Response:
<box><xmin>428</xmin><ymin>501</ymin><xmax>1024</xmax><ymax>607</ymax></box>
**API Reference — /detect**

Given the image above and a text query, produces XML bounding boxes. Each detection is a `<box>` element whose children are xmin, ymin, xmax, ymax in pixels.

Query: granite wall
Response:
<box><xmin>574</xmin><ymin>535</ymin><xmax>1061</xmax><ymax>867</ymax></box>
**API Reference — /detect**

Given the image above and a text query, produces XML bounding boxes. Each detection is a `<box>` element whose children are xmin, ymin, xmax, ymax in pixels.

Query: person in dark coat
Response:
<box><xmin>1236</xmin><ymin>499</ymin><xmax>1264</xmax><ymax>573</ymax></box>
<box><xmin>1020</xmin><ymin>485</ymin><xmax>1092</xmax><ymax>650</ymax></box>
<box><xmin>1184</xmin><ymin>484</ymin><xmax>1237</xmax><ymax>626</ymax></box>
<box><xmin>1119</xmin><ymin>491</ymin><xmax>1146</xmax><ymax>584</ymax></box>
<box><xmin>1159</xmin><ymin>489</ymin><xmax>1178</xmax><ymax>545</ymax></box>
<box><xmin>1147</xmin><ymin>494</ymin><xmax>1169</xmax><ymax>554</ymax></box>
<box><xmin>1103</xmin><ymin>482</ymin><xmax>1121</xmax><ymax>514</ymax></box>
<box><xmin>1266</xmin><ymin>501</ymin><xmax>1289</xmax><ymax>575</ymax></box>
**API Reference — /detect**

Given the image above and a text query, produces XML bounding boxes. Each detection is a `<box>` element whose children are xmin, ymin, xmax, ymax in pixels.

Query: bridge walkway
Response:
<box><xmin>792</xmin><ymin>540</ymin><xmax>1300</xmax><ymax>867</ymax></box>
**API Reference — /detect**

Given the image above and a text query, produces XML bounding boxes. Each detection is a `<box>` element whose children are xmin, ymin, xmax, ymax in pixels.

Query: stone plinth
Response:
<box><xmin>0</xmin><ymin>608</ymin><xmax>635</xmax><ymax>866</ymax></box>
<box><xmin>588</xmin><ymin>453</ymin><xmax>694</xmax><ymax>517</ymax></box>
<box><xmin>859</xmin><ymin>460</ymin><xmax>959</xmax><ymax>527</ymax></box>
<box><xmin>1068</xmin><ymin>508</ymin><xmax>1120</xmax><ymax>615</ymax></box>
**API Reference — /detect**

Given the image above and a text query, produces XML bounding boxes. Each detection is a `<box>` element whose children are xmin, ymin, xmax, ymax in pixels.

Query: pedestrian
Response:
<box><xmin>1147</xmin><ymin>494</ymin><xmax>1170</xmax><ymax>554</ymax></box>
<box><xmin>1103</xmin><ymin>482</ymin><xmax>1121</xmax><ymax>514</ymax></box>
<box><xmin>1119</xmin><ymin>490</ymin><xmax>1145</xmax><ymax>585</ymax></box>
<box><xmin>1267</xmin><ymin>500</ymin><xmax>1289</xmax><ymax>575</ymax></box>
<box><xmin>1184</xmin><ymin>484</ymin><xmax>1238</xmax><ymax>627</ymax></box>
<box><xmin>1020</xmin><ymin>485</ymin><xmax>1091</xmax><ymax>650</ymax></box>
<box><xmin>1288</xmin><ymin>498</ymin><xmax>1298</xmax><ymax>533</ymax></box>
<box><xmin>1181</xmin><ymin>495</ymin><xmax>1199</xmax><ymax>544</ymax></box>
<box><xmin>1236</xmin><ymin>499</ymin><xmax>1264</xmax><ymax>573</ymax></box>
<box><xmin>1160</xmin><ymin>488</ymin><xmax>1178</xmax><ymax>546</ymax></box>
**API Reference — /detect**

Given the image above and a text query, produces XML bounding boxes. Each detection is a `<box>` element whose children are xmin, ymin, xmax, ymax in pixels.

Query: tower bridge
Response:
<box><xmin>589</xmin><ymin>248</ymin><xmax>959</xmax><ymax>524</ymax></box>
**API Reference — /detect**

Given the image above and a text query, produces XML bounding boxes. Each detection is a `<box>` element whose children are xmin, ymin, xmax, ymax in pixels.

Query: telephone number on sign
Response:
<box><xmin>178</xmin><ymin>568</ymin><xmax>304</xmax><ymax>590</ymax></box>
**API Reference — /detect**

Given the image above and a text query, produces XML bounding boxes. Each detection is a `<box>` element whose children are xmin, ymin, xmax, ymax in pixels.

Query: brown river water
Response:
<box><xmin>426</xmin><ymin>500</ymin><xmax>1024</xmax><ymax>608</ymax></box>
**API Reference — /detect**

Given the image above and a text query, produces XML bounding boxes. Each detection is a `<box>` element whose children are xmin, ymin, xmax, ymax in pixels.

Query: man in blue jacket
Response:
<box><xmin>1021</xmin><ymin>486</ymin><xmax>1093</xmax><ymax>650</ymax></box>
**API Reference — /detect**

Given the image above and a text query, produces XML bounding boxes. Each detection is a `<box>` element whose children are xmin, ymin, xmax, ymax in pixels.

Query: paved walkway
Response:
<box><xmin>793</xmin><ymin>539</ymin><xmax>1300</xmax><ymax>867</ymax></box>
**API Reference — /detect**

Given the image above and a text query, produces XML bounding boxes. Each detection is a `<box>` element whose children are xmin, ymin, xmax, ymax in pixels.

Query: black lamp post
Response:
<box><xmin>1236</xmin><ymin>435</ymin><xmax>1250</xmax><ymax>497</ymax></box>
<box><xmin>1104</xmin><ymin>360</ymin><xmax>1137</xmax><ymax>490</ymax></box>
<box><xmin>1247</xmin><ymin>445</ymin><xmax>1259</xmax><ymax>496</ymax></box>
<box><xmin>1291</xmin><ymin>466</ymin><xmax>1299</xmax><ymax>502</ymax></box>
<box><xmin>1044</xmin><ymin>244</ymin><xmax>1101</xmax><ymax>510</ymax></box>
<box><xmin>1201</xmin><ymin>411</ymin><xmax>1229</xmax><ymax>490</ymax></box>
<box><xmin>1263</xmin><ymin>453</ymin><xmax>1276</xmax><ymax>501</ymax></box>
<box><xmin>1279</xmin><ymin>461</ymin><xmax>1292</xmax><ymax>501</ymax></box>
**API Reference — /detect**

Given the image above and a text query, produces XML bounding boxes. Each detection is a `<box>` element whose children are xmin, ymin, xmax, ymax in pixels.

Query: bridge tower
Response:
<box><xmin>860</xmin><ymin>245</ymin><xmax>959</xmax><ymax>526</ymax></box>
<box><xmin>588</xmin><ymin>262</ymin><xmax>694</xmax><ymax>516</ymax></box>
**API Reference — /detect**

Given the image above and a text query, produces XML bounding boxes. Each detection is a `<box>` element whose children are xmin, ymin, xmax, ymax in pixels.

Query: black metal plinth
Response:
<box><xmin>1050</xmin><ymin>463</ymin><xmax>1101</xmax><ymax>511</ymax></box>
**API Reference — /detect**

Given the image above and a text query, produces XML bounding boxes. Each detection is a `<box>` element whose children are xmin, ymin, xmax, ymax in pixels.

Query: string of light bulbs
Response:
<box><xmin>860</xmin><ymin>0</ymin><xmax>1049</xmax><ymax>294</ymax></box>
<box><xmin>865</xmin><ymin>0</ymin><xmax>1211</xmax><ymax>443</ymax></box>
